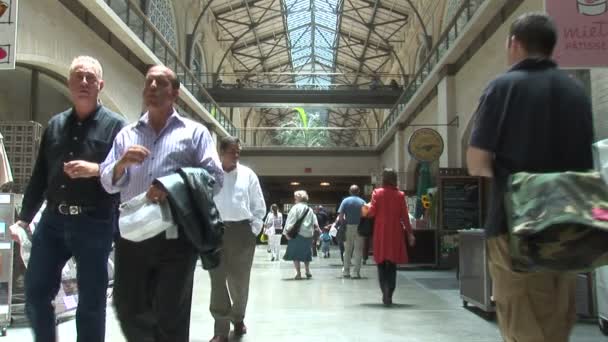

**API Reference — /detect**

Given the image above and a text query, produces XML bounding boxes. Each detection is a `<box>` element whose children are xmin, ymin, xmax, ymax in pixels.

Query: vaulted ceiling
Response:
<box><xmin>210</xmin><ymin>0</ymin><xmax>411</xmax><ymax>87</ymax></box>
<box><xmin>204</xmin><ymin>0</ymin><xmax>435</xmax><ymax>146</ymax></box>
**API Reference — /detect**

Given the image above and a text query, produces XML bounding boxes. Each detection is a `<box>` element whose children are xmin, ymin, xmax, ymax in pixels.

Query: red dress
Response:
<box><xmin>368</xmin><ymin>186</ymin><xmax>413</xmax><ymax>264</ymax></box>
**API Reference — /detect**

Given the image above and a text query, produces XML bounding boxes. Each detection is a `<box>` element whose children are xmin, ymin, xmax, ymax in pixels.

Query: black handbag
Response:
<box><xmin>357</xmin><ymin>217</ymin><xmax>374</xmax><ymax>237</ymax></box>
<box><xmin>286</xmin><ymin>207</ymin><xmax>310</xmax><ymax>239</ymax></box>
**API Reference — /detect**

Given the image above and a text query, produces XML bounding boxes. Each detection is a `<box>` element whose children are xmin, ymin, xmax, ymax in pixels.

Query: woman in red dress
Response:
<box><xmin>366</xmin><ymin>168</ymin><xmax>415</xmax><ymax>306</ymax></box>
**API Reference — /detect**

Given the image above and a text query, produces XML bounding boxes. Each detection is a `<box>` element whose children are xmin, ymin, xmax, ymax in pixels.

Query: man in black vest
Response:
<box><xmin>15</xmin><ymin>56</ymin><xmax>126</xmax><ymax>342</ymax></box>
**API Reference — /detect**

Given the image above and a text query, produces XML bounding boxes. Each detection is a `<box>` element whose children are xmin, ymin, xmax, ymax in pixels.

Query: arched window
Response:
<box><xmin>146</xmin><ymin>0</ymin><xmax>178</xmax><ymax>51</ymax></box>
<box><xmin>443</xmin><ymin>0</ymin><xmax>483</xmax><ymax>32</ymax></box>
<box><xmin>444</xmin><ymin>0</ymin><xmax>462</xmax><ymax>26</ymax></box>
<box><xmin>192</xmin><ymin>43</ymin><xmax>207</xmax><ymax>83</ymax></box>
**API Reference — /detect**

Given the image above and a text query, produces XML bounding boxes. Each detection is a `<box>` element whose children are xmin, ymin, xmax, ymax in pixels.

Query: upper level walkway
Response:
<box><xmin>205</xmin><ymin>86</ymin><xmax>402</xmax><ymax>108</ymax></box>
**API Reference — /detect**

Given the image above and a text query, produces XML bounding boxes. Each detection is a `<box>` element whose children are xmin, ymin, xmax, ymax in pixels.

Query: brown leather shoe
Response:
<box><xmin>234</xmin><ymin>321</ymin><xmax>247</xmax><ymax>336</ymax></box>
<box><xmin>209</xmin><ymin>336</ymin><xmax>228</xmax><ymax>342</ymax></box>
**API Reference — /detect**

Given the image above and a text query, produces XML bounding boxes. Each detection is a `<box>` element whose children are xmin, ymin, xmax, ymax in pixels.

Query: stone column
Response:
<box><xmin>394</xmin><ymin>127</ymin><xmax>407</xmax><ymax>189</ymax></box>
<box><xmin>437</xmin><ymin>72</ymin><xmax>458</xmax><ymax>167</ymax></box>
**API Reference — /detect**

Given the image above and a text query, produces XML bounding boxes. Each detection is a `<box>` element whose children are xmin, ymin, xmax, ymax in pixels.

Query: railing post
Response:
<box><xmin>152</xmin><ymin>32</ymin><xmax>156</xmax><ymax>56</ymax></box>
<box><xmin>125</xmin><ymin>0</ymin><xmax>130</xmax><ymax>25</ymax></box>
<box><xmin>142</xmin><ymin>17</ymin><xmax>146</xmax><ymax>43</ymax></box>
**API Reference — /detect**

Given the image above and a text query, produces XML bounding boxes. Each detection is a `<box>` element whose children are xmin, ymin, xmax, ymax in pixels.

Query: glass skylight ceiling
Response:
<box><xmin>284</xmin><ymin>0</ymin><xmax>341</xmax><ymax>87</ymax></box>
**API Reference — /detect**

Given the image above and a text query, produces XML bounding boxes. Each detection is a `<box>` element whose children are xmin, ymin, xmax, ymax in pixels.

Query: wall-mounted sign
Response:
<box><xmin>547</xmin><ymin>0</ymin><xmax>608</xmax><ymax>68</ymax></box>
<box><xmin>407</xmin><ymin>128</ymin><xmax>444</xmax><ymax>162</ymax></box>
<box><xmin>0</xmin><ymin>0</ymin><xmax>17</xmax><ymax>70</ymax></box>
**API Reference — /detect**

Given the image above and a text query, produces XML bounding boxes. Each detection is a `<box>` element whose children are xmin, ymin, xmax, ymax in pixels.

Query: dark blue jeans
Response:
<box><xmin>25</xmin><ymin>210</ymin><xmax>113</xmax><ymax>342</ymax></box>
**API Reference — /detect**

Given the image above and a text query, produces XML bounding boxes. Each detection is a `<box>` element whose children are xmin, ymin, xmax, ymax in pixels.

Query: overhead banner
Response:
<box><xmin>0</xmin><ymin>0</ymin><xmax>17</xmax><ymax>70</ymax></box>
<box><xmin>546</xmin><ymin>0</ymin><xmax>608</xmax><ymax>67</ymax></box>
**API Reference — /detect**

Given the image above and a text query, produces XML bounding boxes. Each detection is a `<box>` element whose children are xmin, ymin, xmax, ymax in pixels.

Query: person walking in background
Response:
<box><xmin>336</xmin><ymin>185</ymin><xmax>366</xmax><ymax>279</ymax></box>
<box><xmin>366</xmin><ymin>169</ymin><xmax>415</xmax><ymax>306</ymax></box>
<box><xmin>209</xmin><ymin>137</ymin><xmax>266</xmax><ymax>342</ymax></box>
<box><xmin>15</xmin><ymin>56</ymin><xmax>126</xmax><ymax>342</ymax></box>
<box><xmin>264</xmin><ymin>203</ymin><xmax>283</xmax><ymax>262</ymax></box>
<box><xmin>100</xmin><ymin>65</ymin><xmax>223</xmax><ymax>342</ymax></box>
<box><xmin>283</xmin><ymin>190</ymin><xmax>319</xmax><ymax>279</ymax></box>
<box><xmin>320</xmin><ymin>227</ymin><xmax>332</xmax><ymax>258</ymax></box>
<box><xmin>312</xmin><ymin>205</ymin><xmax>328</xmax><ymax>257</ymax></box>
<box><xmin>467</xmin><ymin>13</ymin><xmax>594</xmax><ymax>342</ymax></box>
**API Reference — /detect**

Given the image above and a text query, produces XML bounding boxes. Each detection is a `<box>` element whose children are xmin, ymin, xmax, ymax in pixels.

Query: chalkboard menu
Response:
<box><xmin>439</xmin><ymin>177</ymin><xmax>484</xmax><ymax>231</ymax></box>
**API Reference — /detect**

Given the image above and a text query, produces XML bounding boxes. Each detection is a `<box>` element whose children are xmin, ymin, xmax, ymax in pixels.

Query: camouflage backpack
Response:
<box><xmin>505</xmin><ymin>171</ymin><xmax>608</xmax><ymax>272</ymax></box>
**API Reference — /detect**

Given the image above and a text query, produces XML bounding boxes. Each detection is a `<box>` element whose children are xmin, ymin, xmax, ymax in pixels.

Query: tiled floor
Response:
<box><xmin>4</xmin><ymin>245</ymin><xmax>606</xmax><ymax>341</ymax></box>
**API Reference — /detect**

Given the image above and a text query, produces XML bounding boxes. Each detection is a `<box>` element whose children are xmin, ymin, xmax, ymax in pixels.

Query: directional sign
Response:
<box><xmin>0</xmin><ymin>0</ymin><xmax>17</xmax><ymax>69</ymax></box>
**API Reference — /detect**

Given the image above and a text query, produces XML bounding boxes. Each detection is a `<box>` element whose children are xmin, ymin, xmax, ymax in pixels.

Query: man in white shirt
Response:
<box><xmin>209</xmin><ymin>136</ymin><xmax>266</xmax><ymax>342</ymax></box>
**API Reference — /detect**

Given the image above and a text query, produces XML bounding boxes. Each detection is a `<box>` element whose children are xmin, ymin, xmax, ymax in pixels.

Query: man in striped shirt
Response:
<box><xmin>100</xmin><ymin>65</ymin><xmax>223</xmax><ymax>342</ymax></box>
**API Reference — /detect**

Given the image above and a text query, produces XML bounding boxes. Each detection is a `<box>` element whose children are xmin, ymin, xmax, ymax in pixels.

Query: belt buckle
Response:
<box><xmin>58</xmin><ymin>204</ymin><xmax>80</xmax><ymax>215</ymax></box>
<box><xmin>69</xmin><ymin>206</ymin><xmax>80</xmax><ymax>215</ymax></box>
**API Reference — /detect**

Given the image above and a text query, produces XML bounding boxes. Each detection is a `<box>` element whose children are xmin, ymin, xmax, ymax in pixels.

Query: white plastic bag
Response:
<box><xmin>119</xmin><ymin>193</ymin><xmax>175</xmax><ymax>242</ymax></box>
<box><xmin>329</xmin><ymin>223</ymin><xmax>338</xmax><ymax>237</ymax></box>
<box><xmin>594</xmin><ymin>139</ymin><xmax>608</xmax><ymax>184</ymax></box>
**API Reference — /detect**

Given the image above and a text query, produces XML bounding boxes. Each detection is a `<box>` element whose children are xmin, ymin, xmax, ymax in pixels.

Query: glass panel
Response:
<box><xmin>107</xmin><ymin>0</ymin><xmax>128</xmax><ymax>22</ymax></box>
<box><xmin>146</xmin><ymin>0</ymin><xmax>178</xmax><ymax>50</ymax></box>
<box><xmin>155</xmin><ymin>43</ymin><xmax>166</xmax><ymax>64</ymax></box>
<box><xmin>128</xmin><ymin>11</ymin><xmax>145</xmax><ymax>40</ymax></box>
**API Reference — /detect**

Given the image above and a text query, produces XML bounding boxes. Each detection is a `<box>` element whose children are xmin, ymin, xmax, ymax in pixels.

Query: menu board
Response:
<box><xmin>440</xmin><ymin>178</ymin><xmax>481</xmax><ymax>231</ymax></box>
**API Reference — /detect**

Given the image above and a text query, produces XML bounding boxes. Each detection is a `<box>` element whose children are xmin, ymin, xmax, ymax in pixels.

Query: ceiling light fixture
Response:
<box><xmin>320</xmin><ymin>182</ymin><xmax>330</xmax><ymax>186</ymax></box>
<box><xmin>290</xmin><ymin>182</ymin><xmax>300</xmax><ymax>186</ymax></box>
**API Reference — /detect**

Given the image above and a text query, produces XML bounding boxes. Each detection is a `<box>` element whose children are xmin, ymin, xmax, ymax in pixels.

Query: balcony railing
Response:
<box><xmin>103</xmin><ymin>0</ymin><xmax>237</xmax><ymax>136</ymax></box>
<box><xmin>238</xmin><ymin>128</ymin><xmax>378</xmax><ymax>148</ymax></box>
<box><xmin>378</xmin><ymin>0</ymin><xmax>486</xmax><ymax>140</ymax></box>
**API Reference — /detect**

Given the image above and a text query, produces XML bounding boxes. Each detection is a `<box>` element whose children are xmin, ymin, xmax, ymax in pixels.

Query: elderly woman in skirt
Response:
<box><xmin>283</xmin><ymin>190</ymin><xmax>319</xmax><ymax>279</ymax></box>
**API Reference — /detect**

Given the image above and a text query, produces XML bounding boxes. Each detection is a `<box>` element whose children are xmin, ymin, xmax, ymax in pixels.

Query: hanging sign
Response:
<box><xmin>0</xmin><ymin>0</ymin><xmax>17</xmax><ymax>70</ymax></box>
<box><xmin>407</xmin><ymin>128</ymin><xmax>444</xmax><ymax>162</ymax></box>
<box><xmin>546</xmin><ymin>0</ymin><xmax>608</xmax><ymax>67</ymax></box>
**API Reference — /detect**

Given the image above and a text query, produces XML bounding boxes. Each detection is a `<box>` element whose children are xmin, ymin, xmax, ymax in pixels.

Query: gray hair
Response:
<box><xmin>69</xmin><ymin>56</ymin><xmax>103</xmax><ymax>79</ymax></box>
<box><xmin>294</xmin><ymin>190</ymin><xmax>309</xmax><ymax>202</ymax></box>
<box><xmin>219</xmin><ymin>136</ymin><xmax>241</xmax><ymax>152</ymax></box>
<box><xmin>382</xmin><ymin>168</ymin><xmax>398</xmax><ymax>187</ymax></box>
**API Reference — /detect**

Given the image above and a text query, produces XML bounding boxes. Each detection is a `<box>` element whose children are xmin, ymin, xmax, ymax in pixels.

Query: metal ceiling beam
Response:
<box><xmin>186</xmin><ymin>0</ymin><xmax>217</xmax><ymax>67</ymax></box>
<box><xmin>404</xmin><ymin>0</ymin><xmax>432</xmax><ymax>51</ymax></box>
<box><xmin>279</xmin><ymin>0</ymin><xmax>296</xmax><ymax>85</ymax></box>
<box><xmin>244</xmin><ymin>0</ymin><xmax>277</xmax><ymax>76</ymax></box>
<box><xmin>214</xmin><ymin>0</ymin><xmax>263</xmax><ymax>16</ymax></box>
<box><xmin>263</xmin><ymin>58</ymin><xmax>361</xmax><ymax>74</ymax></box>
<box><xmin>312</xmin><ymin>21</ymin><xmax>392</xmax><ymax>52</ymax></box>
<box><xmin>338</xmin><ymin>1</ymin><xmax>408</xmax><ymax>82</ymax></box>
<box><xmin>232</xmin><ymin>32</ymin><xmax>286</xmax><ymax>52</ymax></box>
<box><xmin>214</xmin><ymin>17</ymin><xmax>252</xmax><ymax>27</ymax></box>
<box><xmin>359</xmin><ymin>0</ymin><xmax>409</xmax><ymax>18</ymax></box>
<box><xmin>352</xmin><ymin>0</ymin><xmax>380</xmax><ymax>84</ymax></box>
<box><xmin>214</xmin><ymin>13</ymin><xmax>285</xmax><ymax>75</ymax></box>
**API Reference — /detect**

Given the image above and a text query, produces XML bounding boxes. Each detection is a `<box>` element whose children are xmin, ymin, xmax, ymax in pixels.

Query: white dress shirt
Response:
<box><xmin>214</xmin><ymin>163</ymin><xmax>266</xmax><ymax>236</ymax></box>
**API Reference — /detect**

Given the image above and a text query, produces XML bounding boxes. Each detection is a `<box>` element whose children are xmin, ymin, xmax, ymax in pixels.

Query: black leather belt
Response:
<box><xmin>52</xmin><ymin>203</ymin><xmax>96</xmax><ymax>216</ymax></box>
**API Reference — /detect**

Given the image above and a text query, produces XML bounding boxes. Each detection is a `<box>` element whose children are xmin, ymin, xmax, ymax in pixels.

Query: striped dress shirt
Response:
<box><xmin>100</xmin><ymin>110</ymin><xmax>223</xmax><ymax>203</ymax></box>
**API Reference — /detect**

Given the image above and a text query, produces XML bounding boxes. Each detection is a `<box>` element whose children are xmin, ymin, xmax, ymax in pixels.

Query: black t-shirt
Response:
<box><xmin>469</xmin><ymin>58</ymin><xmax>594</xmax><ymax>237</ymax></box>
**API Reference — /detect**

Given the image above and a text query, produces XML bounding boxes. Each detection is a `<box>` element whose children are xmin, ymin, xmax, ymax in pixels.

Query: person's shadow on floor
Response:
<box><xmin>359</xmin><ymin>303</ymin><xmax>416</xmax><ymax>309</ymax></box>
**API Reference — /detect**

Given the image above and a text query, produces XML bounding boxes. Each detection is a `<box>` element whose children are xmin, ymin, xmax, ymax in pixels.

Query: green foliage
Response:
<box><xmin>274</xmin><ymin>109</ymin><xmax>333</xmax><ymax>147</ymax></box>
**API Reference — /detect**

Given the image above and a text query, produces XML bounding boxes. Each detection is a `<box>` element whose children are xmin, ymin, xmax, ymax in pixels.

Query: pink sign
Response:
<box><xmin>547</xmin><ymin>0</ymin><xmax>608</xmax><ymax>67</ymax></box>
